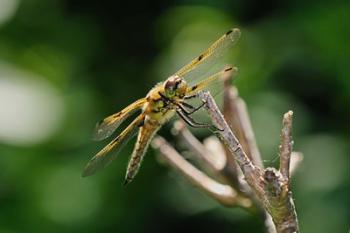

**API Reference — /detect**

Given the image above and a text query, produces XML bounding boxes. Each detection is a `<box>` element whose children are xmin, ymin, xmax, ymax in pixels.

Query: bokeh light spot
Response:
<box><xmin>0</xmin><ymin>0</ymin><xmax>19</xmax><ymax>27</ymax></box>
<box><xmin>298</xmin><ymin>134</ymin><xmax>347</xmax><ymax>192</ymax></box>
<box><xmin>39</xmin><ymin>166</ymin><xmax>101</xmax><ymax>225</ymax></box>
<box><xmin>0</xmin><ymin>62</ymin><xmax>65</xmax><ymax>145</ymax></box>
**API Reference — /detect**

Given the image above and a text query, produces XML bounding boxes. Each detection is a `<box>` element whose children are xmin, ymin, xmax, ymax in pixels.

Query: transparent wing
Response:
<box><xmin>82</xmin><ymin>113</ymin><xmax>145</xmax><ymax>177</ymax></box>
<box><xmin>174</xmin><ymin>28</ymin><xmax>240</xmax><ymax>80</ymax></box>
<box><xmin>185</xmin><ymin>66</ymin><xmax>236</xmax><ymax>96</ymax></box>
<box><xmin>93</xmin><ymin>98</ymin><xmax>147</xmax><ymax>141</ymax></box>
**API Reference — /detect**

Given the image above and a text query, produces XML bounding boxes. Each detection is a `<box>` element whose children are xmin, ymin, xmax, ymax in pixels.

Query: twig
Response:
<box><xmin>223</xmin><ymin>72</ymin><xmax>263</xmax><ymax>168</ymax></box>
<box><xmin>198</xmin><ymin>91</ymin><xmax>299</xmax><ymax>233</ymax></box>
<box><xmin>279</xmin><ymin>111</ymin><xmax>293</xmax><ymax>181</ymax></box>
<box><xmin>266</xmin><ymin>112</ymin><xmax>299</xmax><ymax>232</ymax></box>
<box><xmin>172</xmin><ymin>121</ymin><xmax>225</xmax><ymax>176</ymax></box>
<box><xmin>223</xmin><ymin>74</ymin><xmax>276</xmax><ymax>233</ymax></box>
<box><xmin>221</xmin><ymin>67</ymin><xmax>240</xmax><ymax>186</ymax></box>
<box><xmin>152</xmin><ymin>136</ymin><xmax>253</xmax><ymax>209</ymax></box>
<box><xmin>198</xmin><ymin>91</ymin><xmax>265</xmax><ymax>197</ymax></box>
<box><xmin>173</xmin><ymin>120</ymin><xmax>244</xmax><ymax>187</ymax></box>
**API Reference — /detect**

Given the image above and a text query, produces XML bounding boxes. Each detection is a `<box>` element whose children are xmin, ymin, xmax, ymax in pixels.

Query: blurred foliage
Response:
<box><xmin>0</xmin><ymin>0</ymin><xmax>349</xmax><ymax>232</ymax></box>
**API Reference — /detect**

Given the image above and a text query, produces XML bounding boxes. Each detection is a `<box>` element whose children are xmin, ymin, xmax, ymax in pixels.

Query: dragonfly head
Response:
<box><xmin>164</xmin><ymin>75</ymin><xmax>187</xmax><ymax>99</ymax></box>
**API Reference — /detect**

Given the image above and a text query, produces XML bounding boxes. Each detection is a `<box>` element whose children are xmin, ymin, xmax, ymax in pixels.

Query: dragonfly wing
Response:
<box><xmin>186</xmin><ymin>66</ymin><xmax>235</xmax><ymax>96</ymax></box>
<box><xmin>174</xmin><ymin>28</ymin><xmax>240</xmax><ymax>80</ymax></box>
<box><xmin>93</xmin><ymin>98</ymin><xmax>147</xmax><ymax>141</ymax></box>
<box><xmin>82</xmin><ymin>113</ymin><xmax>145</xmax><ymax>177</ymax></box>
<box><xmin>124</xmin><ymin>120</ymin><xmax>161</xmax><ymax>185</ymax></box>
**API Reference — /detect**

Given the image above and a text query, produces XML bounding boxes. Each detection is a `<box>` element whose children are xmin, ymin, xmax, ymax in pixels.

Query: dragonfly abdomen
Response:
<box><xmin>124</xmin><ymin>119</ymin><xmax>161</xmax><ymax>185</ymax></box>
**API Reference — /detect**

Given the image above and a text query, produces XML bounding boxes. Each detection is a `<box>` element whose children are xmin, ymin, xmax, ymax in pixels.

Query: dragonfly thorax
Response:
<box><xmin>163</xmin><ymin>75</ymin><xmax>187</xmax><ymax>99</ymax></box>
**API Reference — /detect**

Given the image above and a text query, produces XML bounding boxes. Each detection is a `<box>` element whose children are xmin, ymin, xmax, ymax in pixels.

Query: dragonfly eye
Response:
<box><xmin>164</xmin><ymin>75</ymin><xmax>187</xmax><ymax>98</ymax></box>
<box><xmin>166</xmin><ymin>89</ymin><xmax>175</xmax><ymax>97</ymax></box>
<box><xmin>164</xmin><ymin>79</ymin><xmax>177</xmax><ymax>97</ymax></box>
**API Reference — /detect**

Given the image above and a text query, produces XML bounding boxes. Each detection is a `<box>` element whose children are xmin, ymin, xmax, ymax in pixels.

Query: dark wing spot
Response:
<box><xmin>198</xmin><ymin>54</ymin><xmax>204</xmax><ymax>61</ymax></box>
<box><xmin>113</xmin><ymin>112</ymin><xmax>122</xmax><ymax>118</ymax></box>
<box><xmin>191</xmin><ymin>85</ymin><xmax>198</xmax><ymax>91</ymax></box>
<box><xmin>225</xmin><ymin>29</ymin><xmax>233</xmax><ymax>35</ymax></box>
<box><xmin>224</xmin><ymin>67</ymin><xmax>233</xmax><ymax>72</ymax></box>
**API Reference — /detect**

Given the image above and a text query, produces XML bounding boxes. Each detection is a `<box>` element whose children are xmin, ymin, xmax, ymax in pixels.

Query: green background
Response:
<box><xmin>0</xmin><ymin>0</ymin><xmax>349</xmax><ymax>232</ymax></box>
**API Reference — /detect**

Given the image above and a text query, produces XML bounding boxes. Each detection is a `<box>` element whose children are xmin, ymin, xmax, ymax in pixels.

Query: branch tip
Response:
<box><xmin>223</xmin><ymin>66</ymin><xmax>238</xmax><ymax>84</ymax></box>
<box><xmin>279</xmin><ymin>111</ymin><xmax>294</xmax><ymax>181</ymax></box>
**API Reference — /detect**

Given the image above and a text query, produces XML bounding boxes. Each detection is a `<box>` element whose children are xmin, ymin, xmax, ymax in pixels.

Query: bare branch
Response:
<box><xmin>279</xmin><ymin>111</ymin><xmax>293</xmax><ymax>181</ymax></box>
<box><xmin>198</xmin><ymin>91</ymin><xmax>299</xmax><ymax>233</ymax></box>
<box><xmin>173</xmin><ymin>120</ymin><xmax>245</xmax><ymax>187</ymax></box>
<box><xmin>172</xmin><ymin>121</ymin><xmax>225</xmax><ymax>175</ymax></box>
<box><xmin>220</xmin><ymin>67</ymin><xmax>240</xmax><ymax>185</ymax></box>
<box><xmin>152</xmin><ymin>136</ymin><xmax>253</xmax><ymax>209</ymax></box>
<box><xmin>264</xmin><ymin>168</ymin><xmax>299</xmax><ymax>233</ymax></box>
<box><xmin>198</xmin><ymin>91</ymin><xmax>266</xmax><ymax>198</ymax></box>
<box><xmin>223</xmin><ymin>74</ymin><xmax>263</xmax><ymax>168</ymax></box>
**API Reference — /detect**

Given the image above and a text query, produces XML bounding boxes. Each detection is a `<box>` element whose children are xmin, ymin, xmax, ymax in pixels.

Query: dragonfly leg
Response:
<box><xmin>176</xmin><ymin>109</ymin><xmax>221</xmax><ymax>132</ymax></box>
<box><xmin>179</xmin><ymin>101</ymin><xmax>206</xmax><ymax>115</ymax></box>
<box><xmin>179</xmin><ymin>101</ymin><xmax>195</xmax><ymax>110</ymax></box>
<box><xmin>184</xmin><ymin>93</ymin><xmax>198</xmax><ymax>100</ymax></box>
<box><xmin>188</xmin><ymin>101</ymin><xmax>205</xmax><ymax>114</ymax></box>
<box><xmin>176</xmin><ymin>109</ymin><xmax>209</xmax><ymax>128</ymax></box>
<box><xmin>176</xmin><ymin>102</ymin><xmax>194</xmax><ymax>115</ymax></box>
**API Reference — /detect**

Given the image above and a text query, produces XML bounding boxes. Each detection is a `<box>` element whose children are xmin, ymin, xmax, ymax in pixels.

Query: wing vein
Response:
<box><xmin>82</xmin><ymin>113</ymin><xmax>145</xmax><ymax>177</ymax></box>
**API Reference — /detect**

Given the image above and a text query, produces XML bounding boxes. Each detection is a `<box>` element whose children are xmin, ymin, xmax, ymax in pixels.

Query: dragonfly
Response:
<box><xmin>82</xmin><ymin>28</ymin><xmax>241</xmax><ymax>185</ymax></box>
